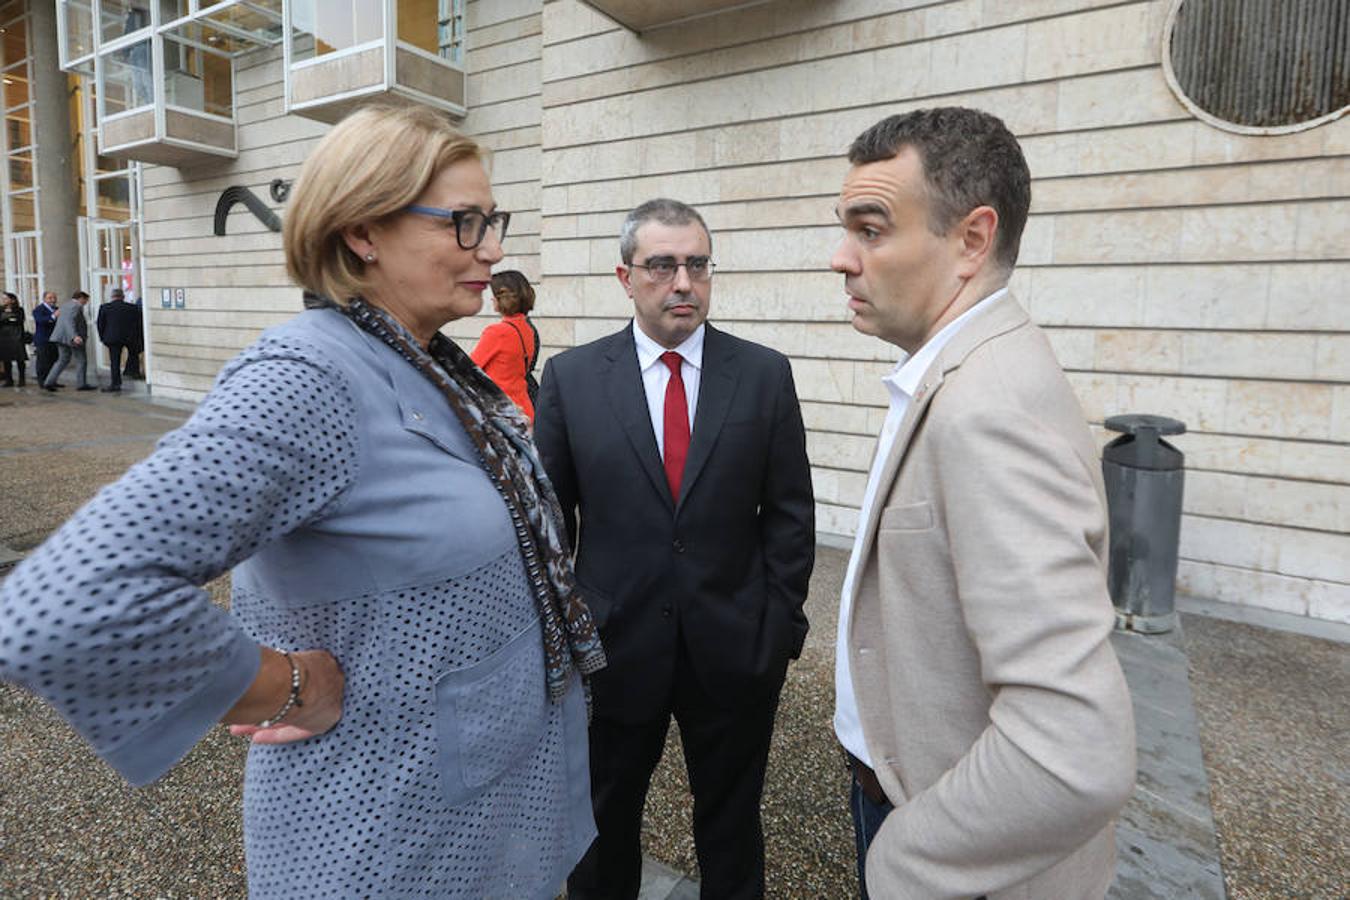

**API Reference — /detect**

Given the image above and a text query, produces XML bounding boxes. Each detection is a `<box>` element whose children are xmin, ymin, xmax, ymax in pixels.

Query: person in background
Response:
<box><xmin>0</xmin><ymin>103</ymin><xmax>603</xmax><ymax>899</ymax></box>
<box><xmin>470</xmin><ymin>269</ymin><xmax>540</xmax><ymax>422</ymax></box>
<box><xmin>123</xmin><ymin>294</ymin><xmax>145</xmax><ymax>379</ymax></box>
<box><xmin>0</xmin><ymin>292</ymin><xmax>27</xmax><ymax>387</ymax></box>
<box><xmin>43</xmin><ymin>290</ymin><xmax>95</xmax><ymax>392</ymax></box>
<box><xmin>31</xmin><ymin>291</ymin><xmax>59</xmax><ymax>385</ymax></box>
<box><xmin>96</xmin><ymin>287</ymin><xmax>142</xmax><ymax>393</ymax></box>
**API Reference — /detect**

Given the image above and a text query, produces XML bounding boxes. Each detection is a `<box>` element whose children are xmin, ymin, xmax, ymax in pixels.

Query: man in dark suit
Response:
<box><xmin>32</xmin><ymin>291</ymin><xmax>59</xmax><ymax>385</ymax></box>
<box><xmin>536</xmin><ymin>198</ymin><xmax>815</xmax><ymax>900</ymax></box>
<box><xmin>96</xmin><ymin>287</ymin><xmax>142</xmax><ymax>392</ymax></box>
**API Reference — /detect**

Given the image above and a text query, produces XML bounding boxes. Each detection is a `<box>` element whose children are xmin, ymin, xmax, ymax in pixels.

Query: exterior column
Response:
<box><xmin>29</xmin><ymin>0</ymin><xmax>81</xmax><ymax>298</ymax></box>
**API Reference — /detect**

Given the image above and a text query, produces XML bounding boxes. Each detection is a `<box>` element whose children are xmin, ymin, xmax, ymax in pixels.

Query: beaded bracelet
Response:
<box><xmin>257</xmin><ymin>651</ymin><xmax>304</xmax><ymax>728</ymax></box>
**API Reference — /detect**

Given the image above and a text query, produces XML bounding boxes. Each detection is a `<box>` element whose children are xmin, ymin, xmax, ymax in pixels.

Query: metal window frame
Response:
<box><xmin>1</xmin><ymin>0</ymin><xmax>42</xmax><ymax>300</ymax></box>
<box><xmin>282</xmin><ymin>0</ymin><xmax>465</xmax><ymax>119</ymax></box>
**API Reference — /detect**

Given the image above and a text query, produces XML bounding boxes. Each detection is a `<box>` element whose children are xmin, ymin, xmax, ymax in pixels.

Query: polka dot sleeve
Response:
<box><xmin>0</xmin><ymin>336</ymin><xmax>359</xmax><ymax>785</ymax></box>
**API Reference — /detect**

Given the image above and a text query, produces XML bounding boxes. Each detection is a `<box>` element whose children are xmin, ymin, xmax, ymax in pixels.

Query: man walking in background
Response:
<box><xmin>32</xmin><ymin>291</ymin><xmax>59</xmax><ymax>386</ymax></box>
<box><xmin>96</xmin><ymin>287</ymin><xmax>141</xmax><ymax>393</ymax></box>
<box><xmin>536</xmin><ymin>198</ymin><xmax>815</xmax><ymax>900</ymax></box>
<box><xmin>831</xmin><ymin>108</ymin><xmax>1136</xmax><ymax>899</ymax></box>
<box><xmin>43</xmin><ymin>290</ymin><xmax>95</xmax><ymax>392</ymax></box>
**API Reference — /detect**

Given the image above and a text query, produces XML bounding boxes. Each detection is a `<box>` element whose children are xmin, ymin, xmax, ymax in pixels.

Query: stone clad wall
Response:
<box><xmin>134</xmin><ymin>0</ymin><xmax>1348</xmax><ymax>621</ymax></box>
<box><xmin>140</xmin><ymin>44</ymin><xmax>326</xmax><ymax>401</ymax></box>
<box><xmin>142</xmin><ymin>0</ymin><xmax>545</xmax><ymax>400</ymax></box>
<box><xmin>444</xmin><ymin>0</ymin><xmax>545</xmax><ymax>350</ymax></box>
<box><xmin>534</xmin><ymin>0</ymin><xmax>1349</xmax><ymax>621</ymax></box>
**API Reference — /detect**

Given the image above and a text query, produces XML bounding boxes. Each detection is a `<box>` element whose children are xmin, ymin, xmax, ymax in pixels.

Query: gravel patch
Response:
<box><xmin>1183</xmin><ymin>614</ymin><xmax>1350</xmax><ymax>899</ymax></box>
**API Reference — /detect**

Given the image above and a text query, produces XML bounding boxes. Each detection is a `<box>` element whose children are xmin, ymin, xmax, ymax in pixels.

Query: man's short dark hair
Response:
<box><xmin>619</xmin><ymin>198</ymin><xmax>712</xmax><ymax>265</ymax></box>
<box><xmin>848</xmin><ymin>107</ymin><xmax>1030</xmax><ymax>271</ymax></box>
<box><xmin>71</xmin><ymin>290</ymin><xmax>89</xmax><ymax>300</ymax></box>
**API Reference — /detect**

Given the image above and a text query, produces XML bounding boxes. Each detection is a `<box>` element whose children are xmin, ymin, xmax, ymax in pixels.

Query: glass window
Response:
<box><xmin>438</xmin><ymin>0</ymin><xmax>464</xmax><ymax>63</ymax></box>
<box><xmin>291</xmin><ymin>0</ymin><xmax>383</xmax><ymax>62</ymax></box>
<box><xmin>7</xmin><ymin>110</ymin><xmax>31</xmax><ymax>151</ymax></box>
<box><xmin>61</xmin><ymin>0</ymin><xmax>97</xmax><ymax>64</ymax></box>
<box><xmin>200</xmin><ymin>0</ymin><xmax>282</xmax><ymax>44</ymax></box>
<box><xmin>100</xmin><ymin>1</ymin><xmax>150</xmax><ymax>45</ymax></box>
<box><xmin>3</xmin><ymin>69</ymin><xmax>30</xmax><ymax>112</ymax></box>
<box><xmin>94</xmin><ymin>174</ymin><xmax>132</xmax><ymax>220</ymax></box>
<box><xmin>101</xmin><ymin>37</ymin><xmax>154</xmax><ymax>114</ymax></box>
<box><xmin>397</xmin><ymin>0</ymin><xmax>438</xmax><ymax>55</ymax></box>
<box><xmin>8</xmin><ymin>149</ymin><xmax>31</xmax><ymax>189</ymax></box>
<box><xmin>161</xmin><ymin>36</ymin><xmax>233</xmax><ymax>118</ymax></box>
<box><xmin>2</xmin><ymin>13</ymin><xmax>27</xmax><ymax>63</ymax></box>
<box><xmin>9</xmin><ymin>189</ymin><xmax>35</xmax><ymax>230</ymax></box>
<box><xmin>167</xmin><ymin>19</ymin><xmax>255</xmax><ymax>56</ymax></box>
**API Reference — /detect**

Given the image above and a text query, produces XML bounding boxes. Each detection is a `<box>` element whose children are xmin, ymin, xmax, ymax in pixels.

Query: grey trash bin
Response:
<box><xmin>1101</xmin><ymin>414</ymin><xmax>1186</xmax><ymax>634</ymax></box>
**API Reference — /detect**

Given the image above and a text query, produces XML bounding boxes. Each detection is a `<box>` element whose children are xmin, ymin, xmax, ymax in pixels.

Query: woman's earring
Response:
<box><xmin>364</xmin><ymin>252</ymin><xmax>376</xmax><ymax>262</ymax></box>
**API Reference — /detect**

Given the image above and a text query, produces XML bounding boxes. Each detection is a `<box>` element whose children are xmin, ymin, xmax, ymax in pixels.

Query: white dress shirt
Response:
<box><xmin>834</xmin><ymin>288</ymin><xmax>1008</xmax><ymax>766</ymax></box>
<box><xmin>633</xmin><ymin>319</ymin><xmax>704</xmax><ymax>457</ymax></box>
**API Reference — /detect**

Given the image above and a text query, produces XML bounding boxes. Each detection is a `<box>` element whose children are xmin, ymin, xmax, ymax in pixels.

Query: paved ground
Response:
<box><xmin>1</xmin><ymin>384</ymin><xmax>1346</xmax><ymax>898</ymax></box>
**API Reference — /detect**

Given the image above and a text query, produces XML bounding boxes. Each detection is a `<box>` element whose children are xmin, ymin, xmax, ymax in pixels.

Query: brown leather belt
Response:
<box><xmin>845</xmin><ymin>749</ymin><xmax>888</xmax><ymax>806</ymax></box>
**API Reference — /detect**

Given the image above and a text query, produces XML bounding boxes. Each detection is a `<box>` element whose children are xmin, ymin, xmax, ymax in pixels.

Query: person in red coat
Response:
<box><xmin>471</xmin><ymin>270</ymin><xmax>539</xmax><ymax>421</ymax></box>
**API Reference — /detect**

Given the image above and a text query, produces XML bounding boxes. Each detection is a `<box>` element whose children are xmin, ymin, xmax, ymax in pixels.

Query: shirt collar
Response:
<box><xmin>884</xmin><ymin>287</ymin><xmax>1008</xmax><ymax>399</ymax></box>
<box><xmin>633</xmin><ymin>319</ymin><xmax>706</xmax><ymax>372</ymax></box>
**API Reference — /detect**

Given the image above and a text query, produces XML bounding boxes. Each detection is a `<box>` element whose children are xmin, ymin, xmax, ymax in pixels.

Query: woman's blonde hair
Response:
<box><xmin>284</xmin><ymin>103</ymin><xmax>487</xmax><ymax>304</ymax></box>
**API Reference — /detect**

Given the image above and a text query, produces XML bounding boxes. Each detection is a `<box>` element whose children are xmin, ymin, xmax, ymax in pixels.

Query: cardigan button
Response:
<box><xmin>411</xmin><ymin>410</ymin><xmax>424</xmax><ymax>421</ymax></box>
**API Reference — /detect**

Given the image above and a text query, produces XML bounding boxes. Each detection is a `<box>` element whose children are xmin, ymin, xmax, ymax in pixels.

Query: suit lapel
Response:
<box><xmin>847</xmin><ymin>292</ymin><xmax>1030</xmax><ymax>600</ymax></box>
<box><xmin>679</xmin><ymin>324</ymin><xmax>738</xmax><ymax>507</ymax></box>
<box><xmin>602</xmin><ymin>327</ymin><xmax>674</xmax><ymax>511</ymax></box>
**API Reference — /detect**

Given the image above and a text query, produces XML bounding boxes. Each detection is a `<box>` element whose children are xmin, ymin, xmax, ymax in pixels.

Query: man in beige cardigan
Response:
<box><xmin>830</xmin><ymin>107</ymin><xmax>1137</xmax><ymax>900</ymax></box>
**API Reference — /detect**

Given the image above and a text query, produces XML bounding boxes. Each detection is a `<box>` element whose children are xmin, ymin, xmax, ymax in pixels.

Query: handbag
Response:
<box><xmin>508</xmin><ymin>317</ymin><xmax>541</xmax><ymax>405</ymax></box>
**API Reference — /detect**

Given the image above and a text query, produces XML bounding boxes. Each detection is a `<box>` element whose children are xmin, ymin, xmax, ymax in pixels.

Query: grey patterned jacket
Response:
<box><xmin>0</xmin><ymin>307</ymin><xmax>594</xmax><ymax>899</ymax></box>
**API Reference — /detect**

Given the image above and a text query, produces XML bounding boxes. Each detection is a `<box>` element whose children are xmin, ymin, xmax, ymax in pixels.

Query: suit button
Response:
<box><xmin>672</xmin><ymin>539</ymin><xmax>685</xmax><ymax>553</ymax></box>
<box><xmin>662</xmin><ymin>605</ymin><xmax>672</xmax><ymax>617</ymax></box>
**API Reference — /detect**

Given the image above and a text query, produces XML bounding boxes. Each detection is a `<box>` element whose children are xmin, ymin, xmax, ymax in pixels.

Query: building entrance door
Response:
<box><xmin>79</xmin><ymin>216</ymin><xmax>142</xmax><ymax>377</ymax></box>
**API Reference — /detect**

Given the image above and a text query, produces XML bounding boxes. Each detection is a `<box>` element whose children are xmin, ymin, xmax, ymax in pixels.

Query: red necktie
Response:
<box><xmin>661</xmin><ymin>351</ymin><xmax>690</xmax><ymax>501</ymax></box>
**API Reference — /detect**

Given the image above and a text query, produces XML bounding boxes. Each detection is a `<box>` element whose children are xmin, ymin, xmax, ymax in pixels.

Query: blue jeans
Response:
<box><xmin>850</xmin><ymin>774</ymin><xmax>893</xmax><ymax>900</ymax></box>
<box><xmin>851</xmin><ymin>776</ymin><xmax>988</xmax><ymax>900</ymax></box>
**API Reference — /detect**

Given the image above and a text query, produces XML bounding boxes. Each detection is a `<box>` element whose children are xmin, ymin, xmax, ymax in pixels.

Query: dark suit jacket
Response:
<box><xmin>32</xmin><ymin>303</ymin><xmax>57</xmax><ymax>346</ymax></box>
<box><xmin>97</xmin><ymin>299</ymin><xmax>143</xmax><ymax>347</ymax></box>
<box><xmin>535</xmin><ymin>322</ymin><xmax>815</xmax><ymax>721</ymax></box>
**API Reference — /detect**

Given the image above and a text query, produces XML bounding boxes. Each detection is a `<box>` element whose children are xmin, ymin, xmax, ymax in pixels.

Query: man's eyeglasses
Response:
<box><xmin>404</xmin><ymin>205</ymin><xmax>512</xmax><ymax>250</ymax></box>
<box><xmin>629</xmin><ymin>256</ymin><xmax>716</xmax><ymax>283</ymax></box>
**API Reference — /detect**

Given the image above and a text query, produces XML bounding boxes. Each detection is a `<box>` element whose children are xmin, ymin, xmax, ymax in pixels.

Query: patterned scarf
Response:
<box><xmin>309</xmin><ymin>295</ymin><xmax>606</xmax><ymax>702</ymax></box>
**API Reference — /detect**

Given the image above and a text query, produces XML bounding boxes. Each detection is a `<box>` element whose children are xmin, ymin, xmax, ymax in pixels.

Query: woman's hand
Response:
<box><xmin>225</xmin><ymin>648</ymin><xmax>345</xmax><ymax>744</ymax></box>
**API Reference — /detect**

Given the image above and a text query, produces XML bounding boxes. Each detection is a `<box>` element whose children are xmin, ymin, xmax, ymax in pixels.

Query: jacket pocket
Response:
<box><xmin>433</xmin><ymin>616</ymin><xmax>549</xmax><ymax>807</ymax></box>
<box><xmin>879</xmin><ymin>500</ymin><xmax>934</xmax><ymax>532</ymax></box>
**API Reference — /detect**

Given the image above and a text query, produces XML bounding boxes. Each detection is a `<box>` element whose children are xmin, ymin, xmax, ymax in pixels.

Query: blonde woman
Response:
<box><xmin>0</xmin><ymin>105</ymin><xmax>603</xmax><ymax>899</ymax></box>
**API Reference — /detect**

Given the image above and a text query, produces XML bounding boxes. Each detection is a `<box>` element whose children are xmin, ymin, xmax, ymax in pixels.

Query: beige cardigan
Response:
<box><xmin>846</xmin><ymin>293</ymin><xmax>1137</xmax><ymax>900</ymax></box>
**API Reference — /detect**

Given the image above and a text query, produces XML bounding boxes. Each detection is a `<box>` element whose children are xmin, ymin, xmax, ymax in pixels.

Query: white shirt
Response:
<box><xmin>633</xmin><ymin>320</ymin><xmax>703</xmax><ymax>457</ymax></box>
<box><xmin>834</xmin><ymin>288</ymin><xmax>1008</xmax><ymax>765</ymax></box>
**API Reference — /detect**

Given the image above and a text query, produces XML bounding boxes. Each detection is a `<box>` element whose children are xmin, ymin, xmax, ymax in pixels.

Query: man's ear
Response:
<box><xmin>955</xmin><ymin>205</ymin><xmax>999</xmax><ymax>278</ymax></box>
<box><xmin>615</xmin><ymin>264</ymin><xmax>634</xmax><ymax>296</ymax></box>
